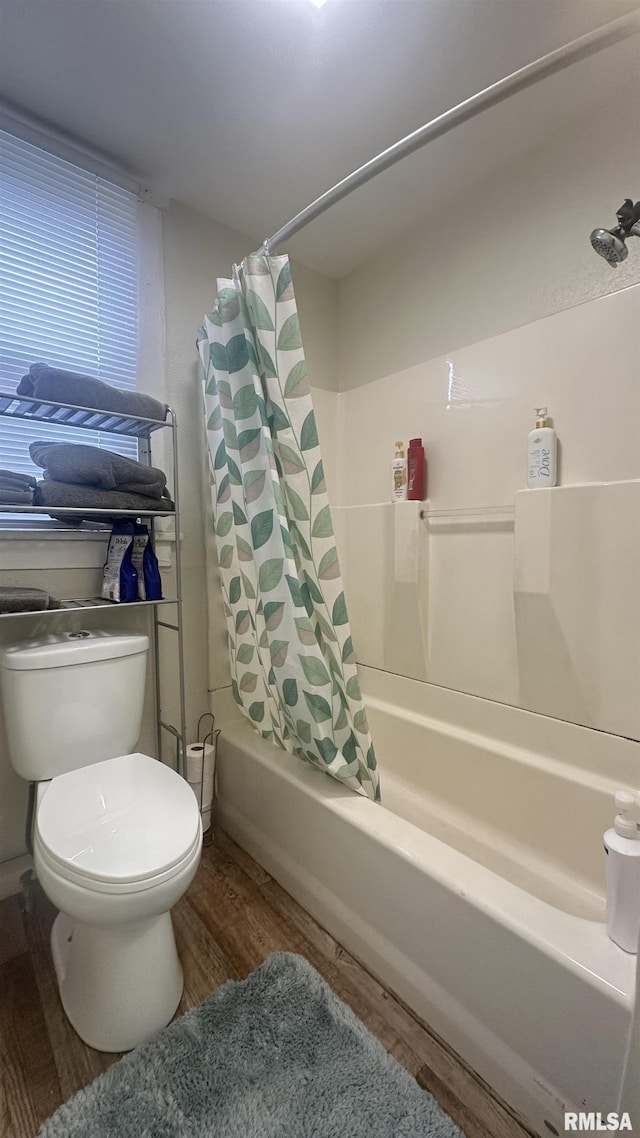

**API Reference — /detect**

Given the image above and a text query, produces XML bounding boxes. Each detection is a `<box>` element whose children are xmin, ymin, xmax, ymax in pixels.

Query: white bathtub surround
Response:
<box><xmin>334</xmin><ymin>284</ymin><xmax>640</xmax><ymax>738</ymax></box>
<box><xmin>620</xmin><ymin>944</ymin><xmax>640</xmax><ymax>1118</ymax></box>
<box><xmin>332</xmin><ymin>500</ymin><xmax>429</xmax><ymax>684</ymax></box>
<box><xmin>216</xmin><ymin>668</ymin><xmax>639</xmax><ymax>1138</ymax></box>
<box><xmin>360</xmin><ymin>666</ymin><xmax>640</xmax><ymax>921</ymax></box>
<box><xmin>514</xmin><ymin>481</ymin><xmax>640</xmax><ymax>738</ymax></box>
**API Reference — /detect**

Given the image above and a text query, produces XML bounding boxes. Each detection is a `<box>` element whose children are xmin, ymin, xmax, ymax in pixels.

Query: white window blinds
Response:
<box><xmin>0</xmin><ymin>129</ymin><xmax>139</xmax><ymax>477</ymax></box>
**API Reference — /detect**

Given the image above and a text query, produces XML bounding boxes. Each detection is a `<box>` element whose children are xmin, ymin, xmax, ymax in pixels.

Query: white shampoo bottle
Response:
<box><xmin>604</xmin><ymin>790</ymin><xmax>640</xmax><ymax>953</ymax></box>
<box><xmin>391</xmin><ymin>441</ymin><xmax>408</xmax><ymax>501</ymax></box>
<box><xmin>527</xmin><ymin>407</ymin><xmax>557</xmax><ymax>488</ymax></box>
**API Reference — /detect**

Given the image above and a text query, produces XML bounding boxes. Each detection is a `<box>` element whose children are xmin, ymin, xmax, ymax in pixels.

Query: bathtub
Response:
<box><xmin>216</xmin><ymin>666</ymin><xmax>638</xmax><ymax>1137</ymax></box>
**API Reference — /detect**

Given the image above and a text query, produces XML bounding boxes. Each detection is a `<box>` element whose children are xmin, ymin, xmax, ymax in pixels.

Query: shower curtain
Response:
<box><xmin>198</xmin><ymin>253</ymin><xmax>379</xmax><ymax>801</ymax></box>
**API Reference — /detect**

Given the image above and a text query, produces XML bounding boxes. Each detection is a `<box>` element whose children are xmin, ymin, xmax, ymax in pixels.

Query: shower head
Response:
<box><xmin>590</xmin><ymin>228</ymin><xmax>629</xmax><ymax>266</ymax></box>
<box><xmin>590</xmin><ymin>199</ymin><xmax>640</xmax><ymax>267</ymax></box>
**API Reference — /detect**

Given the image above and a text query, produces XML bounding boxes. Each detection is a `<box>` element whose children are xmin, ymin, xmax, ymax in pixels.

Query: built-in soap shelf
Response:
<box><xmin>419</xmin><ymin>502</ymin><xmax>515</xmax><ymax>526</ymax></box>
<box><xmin>335</xmin><ymin>500</ymin><xmax>514</xmax><ymax>518</ymax></box>
<box><xmin>334</xmin><ymin>500</ymin><xmax>516</xmax><ymax>528</ymax></box>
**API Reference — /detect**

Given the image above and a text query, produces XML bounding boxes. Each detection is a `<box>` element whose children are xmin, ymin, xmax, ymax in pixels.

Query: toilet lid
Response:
<box><xmin>36</xmin><ymin>753</ymin><xmax>202</xmax><ymax>884</ymax></box>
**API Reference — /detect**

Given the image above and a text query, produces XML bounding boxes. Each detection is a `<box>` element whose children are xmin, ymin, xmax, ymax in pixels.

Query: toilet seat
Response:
<box><xmin>34</xmin><ymin>827</ymin><xmax>202</xmax><ymax>895</ymax></box>
<box><xmin>35</xmin><ymin>752</ymin><xmax>202</xmax><ymax>894</ymax></box>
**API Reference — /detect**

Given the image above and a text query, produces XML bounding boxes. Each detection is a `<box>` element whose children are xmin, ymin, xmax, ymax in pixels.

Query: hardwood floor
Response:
<box><xmin>0</xmin><ymin>831</ymin><xmax>534</xmax><ymax>1138</ymax></box>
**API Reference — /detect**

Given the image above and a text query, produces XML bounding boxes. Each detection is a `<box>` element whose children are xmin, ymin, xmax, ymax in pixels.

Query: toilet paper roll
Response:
<box><xmin>186</xmin><ymin>742</ymin><xmax>215</xmax><ymax>826</ymax></box>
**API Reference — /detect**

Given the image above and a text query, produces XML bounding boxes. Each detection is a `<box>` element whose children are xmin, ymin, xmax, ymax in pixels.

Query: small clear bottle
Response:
<box><xmin>527</xmin><ymin>407</ymin><xmax>557</xmax><ymax>488</ymax></box>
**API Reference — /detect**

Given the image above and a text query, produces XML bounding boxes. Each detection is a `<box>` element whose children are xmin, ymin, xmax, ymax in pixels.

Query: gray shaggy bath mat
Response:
<box><xmin>39</xmin><ymin>952</ymin><xmax>463</xmax><ymax>1138</ymax></box>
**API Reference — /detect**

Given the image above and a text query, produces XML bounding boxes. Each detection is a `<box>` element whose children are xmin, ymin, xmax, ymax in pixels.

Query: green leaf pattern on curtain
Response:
<box><xmin>198</xmin><ymin>254</ymin><xmax>379</xmax><ymax>801</ymax></box>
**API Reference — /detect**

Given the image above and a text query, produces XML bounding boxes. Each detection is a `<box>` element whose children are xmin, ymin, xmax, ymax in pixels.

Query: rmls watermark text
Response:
<box><xmin>564</xmin><ymin>1113</ymin><xmax>633</xmax><ymax>1132</ymax></box>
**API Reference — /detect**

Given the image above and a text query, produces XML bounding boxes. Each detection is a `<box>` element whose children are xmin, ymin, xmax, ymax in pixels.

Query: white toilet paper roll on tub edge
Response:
<box><xmin>186</xmin><ymin>741</ymin><xmax>215</xmax><ymax>830</ymax></box>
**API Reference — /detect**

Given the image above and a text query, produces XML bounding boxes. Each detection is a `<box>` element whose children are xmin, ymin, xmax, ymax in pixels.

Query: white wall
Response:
<box><xmin>334</xmin><ymin>83</ymin><xmax>640</xmax><ymax>742</ymax></box>
<box><xmin>161</xmin><ymin>201</ymin><xmax>245</xmax><ymax>721</ymax></box>
<box><xmin>338</xmin><ymin>88</ymin><xmax>640</xmax><ymax>393</ymax></box>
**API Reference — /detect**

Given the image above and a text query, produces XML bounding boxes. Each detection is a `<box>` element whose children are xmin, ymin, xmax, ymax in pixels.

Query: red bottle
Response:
<box><xmin>407</xmin><ymin>438</ymin><xmax>426</xmax><ymax>500</ymax></box>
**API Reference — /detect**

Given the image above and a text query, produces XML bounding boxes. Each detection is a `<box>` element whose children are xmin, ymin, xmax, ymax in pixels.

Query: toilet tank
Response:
<box><xmin>0</xmin><ymin>630</ymin><xmax>149</xmax><ymax>781</ymax></box>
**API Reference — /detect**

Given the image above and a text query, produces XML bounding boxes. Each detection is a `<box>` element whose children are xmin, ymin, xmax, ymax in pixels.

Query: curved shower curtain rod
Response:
<box><xmin>257</xmin><ymin>10</ymin><xmax>640</xmax><ymax>257</ymax></box>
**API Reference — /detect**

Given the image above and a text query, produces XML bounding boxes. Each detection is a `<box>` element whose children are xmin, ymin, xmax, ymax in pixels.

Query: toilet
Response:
<box><xmin>0</xmin><ymin>630</ymin><xmax>202</xmax><ymax>1053</ymax></box>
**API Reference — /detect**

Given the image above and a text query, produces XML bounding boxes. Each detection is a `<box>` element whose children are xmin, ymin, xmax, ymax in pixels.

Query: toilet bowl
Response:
<box><xmin>33</xmin><ymin>752</ymin><xmax>202</xmax><ymax>1052</ymax></box>
<box><xmin>0</xmin><ymin>631</ymin><xmax>203</xmax><ymax>1053</ymax></box>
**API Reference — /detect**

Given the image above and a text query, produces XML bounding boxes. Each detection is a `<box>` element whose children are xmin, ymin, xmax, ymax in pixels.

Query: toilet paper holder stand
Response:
<box><xmin>193</xmin><ymin>712</ymin><xmax>220</xmax><ymax>847</ymax></box>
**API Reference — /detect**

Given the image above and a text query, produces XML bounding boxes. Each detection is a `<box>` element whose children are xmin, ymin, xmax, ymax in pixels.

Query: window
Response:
<box><xmin>0</xmin><ymin>129</ymin><xmax>139</xmax><ymax>481</ymax></box>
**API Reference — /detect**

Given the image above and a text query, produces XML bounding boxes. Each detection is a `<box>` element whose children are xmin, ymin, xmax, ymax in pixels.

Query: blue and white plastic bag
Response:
<box><xmin>102</xmin><ymin>521</ymin><xmax>138</xmax><ymax>602</ymax></box>
<box><xmin>131</xmin><ymin>523</ymin><xmax>163</xmax><ymax>601</ymax></box>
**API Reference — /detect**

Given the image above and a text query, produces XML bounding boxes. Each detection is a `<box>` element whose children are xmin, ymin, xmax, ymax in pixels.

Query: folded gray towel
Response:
<box><xmin>29</xmin><ymin>441</ymin><xmax>167</xmax><ymax>499</ymax></box>
<box><xmin>33</xmin><ymin>480</ymin><xmax>174</xmax><ymax>522</ymax></box>
<box><xmin>17</xmin><ymin>362</ymin><xmax>167</xmax><ymax>423</ymax></box>
<box><xmin>0</xmin><ymin>487</ymin><xmax>35</xmax><ymax>504</ymax></box>
<box><xmin>0</xmin><ymin>587</ymin><xmax>50</xmax><ymax>614</ymax></box>
<box><xmin>0</xmin><ymin>469</ymin><xmax>37</xmax><ymax>490</ymax></box>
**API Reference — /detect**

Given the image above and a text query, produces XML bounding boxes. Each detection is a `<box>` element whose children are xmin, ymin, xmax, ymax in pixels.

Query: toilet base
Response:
<box><xmin>51</xmin><ymin>909</ymin><xmax>183</xmax><ymax>1052</ymax></box>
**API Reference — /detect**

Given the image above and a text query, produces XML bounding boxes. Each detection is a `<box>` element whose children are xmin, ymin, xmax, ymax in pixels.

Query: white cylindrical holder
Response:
<box><xmin>186</xmin><ymin>742</ymin><xmax>215</xmax><ymax>832</ymax></box>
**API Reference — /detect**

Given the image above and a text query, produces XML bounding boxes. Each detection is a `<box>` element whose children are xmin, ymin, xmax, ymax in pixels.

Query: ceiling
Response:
<box><xmin>0</xmin><ymin>0</ymin><xmax>639</xmax><ymax>277</ymax></box>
